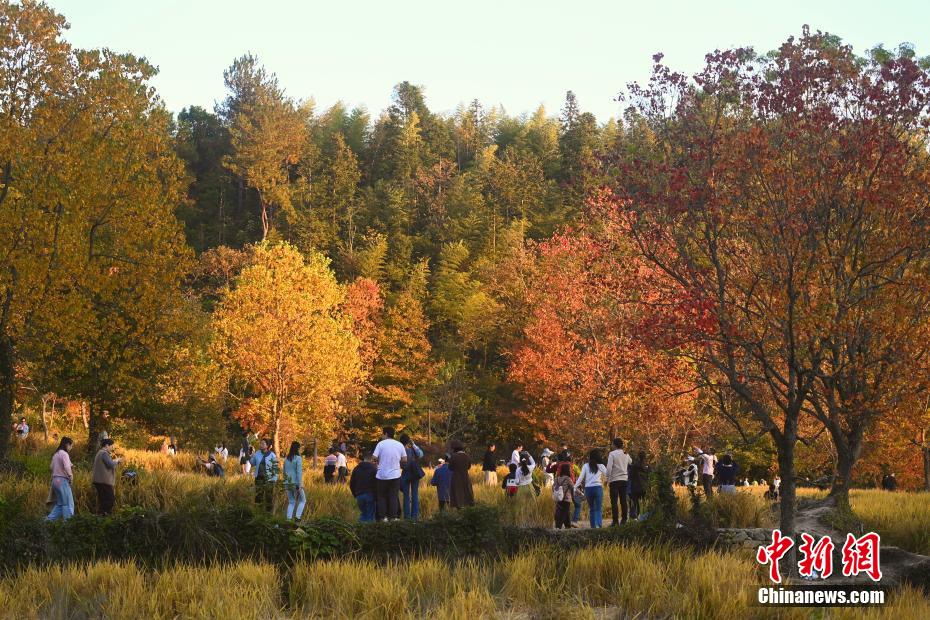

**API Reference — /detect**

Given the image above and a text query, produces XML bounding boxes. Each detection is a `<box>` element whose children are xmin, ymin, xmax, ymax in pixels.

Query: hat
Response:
<box><xmin>541</xmin><ymin>448</ymin><xmax>553</xmax><ymax>457</ymax></box>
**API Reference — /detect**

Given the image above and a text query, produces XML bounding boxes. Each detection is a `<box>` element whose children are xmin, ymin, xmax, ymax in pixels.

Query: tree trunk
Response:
<box><xmin>86</xmin><ymin>402</ymin><xmax>108</xmax><ymax>458</ymax></box>
<box><xmin>777</xmin><ymin>439</ymin><xmax>797</xmax><ymax>537</ymax></box>
<box><xmin>923</xmin><ymin>442</ymin><xmax>930</xmax><ymax>492</ymax></box>
<box><xmin>40</xmin><ymin>394</ymin><xmax>52</xmax><ymax>443</ymax></box>
<box><xmin>0</xmin><ymin>331</ymin><xmax>14</xmax><ymax>461</ymax></box>
<box><xmin>830</xmin><ymin>444</ymin><xmax>855</xmax><ymax>512</ymax></box>
<box><xmin>80</xmin><ymin>401</ymin><xmax>89</xmax><ymax>430</ymax></box>
<box><xmin>272</xmin><ymin>400</ymin><xmax>281</xmax><ymax>456</ymax></box>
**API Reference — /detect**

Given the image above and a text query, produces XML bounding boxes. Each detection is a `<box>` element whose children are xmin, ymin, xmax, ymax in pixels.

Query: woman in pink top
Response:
<box><xmin>47</xmin><ymin>437</ymin><xmax>75</xmax><ymax>521</ymax></box>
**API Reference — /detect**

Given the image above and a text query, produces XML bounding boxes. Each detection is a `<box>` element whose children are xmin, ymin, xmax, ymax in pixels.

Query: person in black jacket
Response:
<box><xmin>716</xmin><ymin>453</ymin><xmax>739</xmax><ymax>494</ymax></box>
<box><xmin>628</xmin><ymin>450</ymin><xmax>650</xmax><ymax>519</ymax></box>
<box><xmin>349</xmin><ymin>452</ymin><xmax>378</xmax><ymax>522</ymax></box>
<box><xmin>482</xmin><ymin>444</ymin><xmax>498</xmax><ymax>485</ymax></box>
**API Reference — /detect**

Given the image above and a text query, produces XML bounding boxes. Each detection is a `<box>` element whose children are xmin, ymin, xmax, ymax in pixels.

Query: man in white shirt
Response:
<box><xmin>694</xmin><ymin>447</ymin><xmax>717</xmax><ymax>498</ymax></box>
<box><xmin>372</xmin><ymin>426</ymin><xmax>407</xmax><ymax>520</ymax></box>
<box><xmin>510</xmin><ymin>442</ymin><xmax>523</xmax><ymax>466</ymax></box>
<box><xmin>335</xmin><ymin>449</ymin><xmax>348</xmax><ymax>483</ymax></box>
<box><xmin>606</xmin><ymin>438</ymin><xmax>633</xmax><ymax>525</ymax></box>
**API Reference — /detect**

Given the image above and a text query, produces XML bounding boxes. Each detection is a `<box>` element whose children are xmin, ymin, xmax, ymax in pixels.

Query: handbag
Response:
<box><xmin>552</xmin><ymin>483</ymin><xmax>565</xmax><ymax>502</ymax></box>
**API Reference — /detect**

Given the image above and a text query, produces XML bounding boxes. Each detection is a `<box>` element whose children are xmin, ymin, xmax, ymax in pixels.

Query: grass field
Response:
<box><xmin>0</xmin><ymin>544</ymin><xmax>927</xmax><ymax>619</ymax></box>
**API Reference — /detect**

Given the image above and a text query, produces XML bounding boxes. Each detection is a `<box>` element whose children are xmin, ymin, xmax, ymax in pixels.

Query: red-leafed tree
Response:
<box><xmin>607</xmin><ymin>28</ymin><xmax>930</xmax><ymax>531</ymax></box>
<box><xmin>508</xmin><ymin>213</ymin><xmax>702</xmax><ymax>454</ymax></box>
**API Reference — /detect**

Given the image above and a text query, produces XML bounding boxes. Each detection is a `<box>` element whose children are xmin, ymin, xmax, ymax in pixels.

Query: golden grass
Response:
<box><xmin>2</xmin><ymin>543</ymin><xmax>924</xmax><ymax>619</ymax></box>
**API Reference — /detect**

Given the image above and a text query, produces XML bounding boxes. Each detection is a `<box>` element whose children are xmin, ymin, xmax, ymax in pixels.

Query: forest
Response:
<box><xmin>3</xmin><ymin>0</ymin><xmax>930</xmax><ymax>526</ymax></box>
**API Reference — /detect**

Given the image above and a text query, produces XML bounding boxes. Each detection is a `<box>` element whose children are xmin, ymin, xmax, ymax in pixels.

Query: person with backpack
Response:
<box><xmin>430</xmin><ymin>457</ymin><xmax>452</xmax><ymax>511</ymax></box>
<box><xmin>606</xmin><ymin>438</ymin><xmax>633</xmax><ymax>526</ymax></box>
<box><xmin>47</xmin><ymin>437</ymin><xmax>75</xmax><ymax>521</ymax></box>
<box><xmin>629</xmin><ymin>450</ymin><xmax>650</xmax><ymax>519</ymax></box>
<box><xmin>448</xmin><ymin>440</ymin><xmax>475</xmax><ymax>508</ymax></box>
<box><xmin>283</xmin><ymin>441</ymin><xmax>306</xmax><ymax>521</ymax></box>
<box><xmin>547</xmin><ymin>447</ymin><xmax>581</xmax><ymax>523</ymax></box>
<box><xmin>399</xmin><ymin>433</ymin><xmax>425</xmax><ymax>520</ymax></box>
<box><xmin>349</xmin><ymin>452</ymin><xmax>378</xmax><ymax>522</ymax></box>
<box><xmin>552</xmin><ymin>462</ymin><xmax>574</xmax><ymax>529</ymax></box>
<box><xmin>250</xmin><ymin>439</ymin><xmax>278</xmax><ymax>512</ymax></box>
<box><xmin>574</xmin><ymin>449</ymin><xmax>607</xmax><ymax>528</ymax></box>
<box><xmin>502</xmin><ymin>463</ymin><xmax>519</xmax><ymax>497</ymax></box>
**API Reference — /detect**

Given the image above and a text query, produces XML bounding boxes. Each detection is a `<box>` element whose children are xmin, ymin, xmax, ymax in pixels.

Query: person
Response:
<box><xmin>47</xmin><ymin>437</ymin><xmax>75</xmax><ymax>521</ymax></box>
<box><xmin>448</xmin><ymin>440</ymin><xmax>475</xmax><ymax>508</ymax></box>
<box><xmin>882</xmin><ymin>472</ymin><xmax>898</xmax><ymax>491</ymax></box>
<box><xmin>694</xmin><ymin>447</ymin><xmax>717</xmax><ymax>498</ymax></box>
<box><xmin>629</xmin><ymin>450</ymin><xmax>650</xmax><ymax>519</ymax></box>
<box><xmin>335</xmin><ymin>447</ymin><xmax>349</xmax><ymax>484</ymax></box>
<box><xmin>250</xmin><ymin>439</ymin><xmax>278</xmax><ymax>512</ymax></box>
<box><xmin>679</xmin><ymin>457</ymin><xmax>699</xmax><ymax>496</ymax></box>
<box><xmin>160</xmin><ymin>439</ymin><xmax>170</xmax><ymax>455</ymax></box>
<box><xmin>774</xmin><ymin>475</ymin><xmax>782</xmax><ymax>492</ymax></box>
<box><xmin>574</xmin><ymin>449</ymin><xmax>607</xmax><ymax>528</ymax></box>
<box><xmin>92</xmin><ymin>438</ymin><xmax>121</xmax><ymax>515</ymax></box>
<box><xmin>283</xmin><ymin>441</ymin><xmax>306</xmax><ymax>521</ymax></box>
<box><xmin>547</xmin><ymin>447</ymin><xmax>581</xmax><ymax>523</ymax></box>
<box><xmin>502</xmin><ymin>463</ymin><xmax>518</xmax><ymax>497</ymax></box>
<box><xmin>399</xmin><ymin>433</ymin><xmax>425</xmax><ymax>520</ymax></box>
<box><xmin>216</xmin><ymin>442</ymin><xmax>228</xmax><ymax>463</ymax></box>
<box><xmin>716</xmin><ymin>453</ymin><xmax>739</xmax><ymax>494</ymax></box>
<box><xmin>742</xmin><ymin>477</ymin><xmax>750</xmax><ymax>487</ymax></box>
<box><xmin>200</xmin><ymin>454</ymin><xmax>225</xmax><ymax>478</ymax></box>
<box><xmin>430</xmin><ymin>457</ymin><xmax>452</xmax><ymax>511</ymax></box>
<box><xmin>764</xmin><ymin>481</ymin><xmax>779</xmax><ymax>501</ymax></box>
<box><xmin>482</xmin><ymin>444</ymin><xmax>498</xmax><ymax>485</ymax></box>
<box><xmin>14</xmin><ymin>417</ymin><xmax>29</xmax><ymax>440</ymax></box>
<box><xmin>240</xmin><ymin>444</ymin><xmax>254</xmax><ymax>475</ymax></box>
<box><xmin>373</xmin><ymin>426</ymin><xmax>407</xmax><ymax>521</ymax></box>
<box><xmin>606</xmin><ymin>438</ymin><xmax>633</xmax><ymax>526</ymax></box>
<box><xmin>510</xmin><ymin>442</ymin><xmax>523</xmax><ymax>466</ymax></box>
<box><xmin>540</xmin><ymin>448</ymin><xmax>554</xmax><ymax>487</ymax></box>
<box><xmin>167</xmin><ymin>443</ymin><xmax>176</xmax><ymax>456</ymax></box>
<box><xmin>553</xmin><ymin>463</ymin><xmax>574</xmax><ymax>529</ymax></box>
<box><xmin>323</xmin><ymin>448</ymin><xmax>338</xmax><ymax>484</ymax></box>
<box><xmin>514</xmin><ymin>451</ymin><xmax>536</xmax><ymax>498</ymax></box>
<box><xmin>349</xmin><ymin>452</ymin><xmax>378</xmax><ymax>522</ymax></box>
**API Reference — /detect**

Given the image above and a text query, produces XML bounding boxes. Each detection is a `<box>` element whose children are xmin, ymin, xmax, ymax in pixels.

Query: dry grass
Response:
<box><xmin>1</xmin><ymin>544</ymin><xmax>924</xmax><ymax>619</ymax></box>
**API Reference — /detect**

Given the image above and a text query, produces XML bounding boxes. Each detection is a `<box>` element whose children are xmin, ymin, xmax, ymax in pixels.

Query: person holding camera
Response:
<box><xmin>92</xmin><ymin>438</ymin><xmax>122</xmax><ymax>515</ymax></box>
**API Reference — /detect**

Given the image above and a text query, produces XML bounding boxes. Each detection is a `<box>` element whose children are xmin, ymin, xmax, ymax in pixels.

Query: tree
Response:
<box><xmin>213</xmin><ymin>243</ymin><xmax>361</xmax><ymax>453</ymax></box>
<box><xmin>220</xmin><ymin>54</ymin><xmax>308</xmax><ymax>240</ymax></box>
<box><xmin>610</xmin><ymin>29</ymin><xmax>930</xmax><ymax>531</ymax></box>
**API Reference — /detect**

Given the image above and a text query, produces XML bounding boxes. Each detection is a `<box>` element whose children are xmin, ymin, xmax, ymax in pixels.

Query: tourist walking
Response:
<box><xmin>716</xmin><ymin>453</ymin><xmax>739</xmax><ymax>494</ymax></box>
<box><xmin>628</xmin><ymin>450</ymin><xmax>650</xmax><ymax>519</ymax></box>
<box><xmin>47</xmin><ymin>437</ymin><xmax>75</xmax><ymax>521</ymax></box>
<box><xmin>574</xmin><ymin>449</ymin><xmax>607</xmax><ymax>528</ymax></box>
<box><xmin>350</xmin><ymin>452</ymin><xmax>378</xmax><ymax>522</ymax></box>
<box><xmin>373</xmin><ymin>426</ymin><xmax>407</xmax><ymax>520</ymax></box>
<box><xmin>553</xmin><ymin>463</ymin><xmax>574</xmax><ymax>529</ymax></box>
<box><xmin>606</xmin><ymin>438</ymin><xmax>633</xmax><ymax>526</ymax></box>
<box><xmin>250</xmin><ymin>439</ymin><xmax>278</xmax><ymax>512</ymax></box>
<box><xmin>694</xmin><ymin>446</ymin><xmax>717</xmax><ymax>498</ymax></box>
<box><xmin>92</xmin><ymin>438</ymin><xmax>121</xmax><ymax>515</ymax></box>
<box><xmin>283</xmin><ymin>441</ymin><xmax>306</xmax><ymax>521</ymax></box>
<box><xmin>448</xmin><ymin>440</ymin><xmax>475</xmax><ymax>508</ymax></box>
<box><xmin>399</xmin><ymin>433</ymin><xmax>425</xmax><ymax>520</ymax></box>
<box><xmin>482</xmin><ymin>444</ymin><xmax>498</xmax><ymax>485</ymax></box>
<box><xmin>430</xmin><ymin>457</ymin><xmax>452</xmax><ymax>511</ymax></box>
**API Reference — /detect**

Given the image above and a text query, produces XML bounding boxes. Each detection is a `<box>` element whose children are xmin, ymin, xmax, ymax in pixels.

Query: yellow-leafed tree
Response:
<box><xmin>213</xmin><ymin>243</ymin><xmax>361</xmax><ymax>453</ymax></box>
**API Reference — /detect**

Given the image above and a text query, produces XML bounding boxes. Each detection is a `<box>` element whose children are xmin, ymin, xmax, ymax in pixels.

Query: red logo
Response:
<box><xmin>756</xmin><ymin>531</ymin><xmax>882</xmax><ymax>583</ymax></box>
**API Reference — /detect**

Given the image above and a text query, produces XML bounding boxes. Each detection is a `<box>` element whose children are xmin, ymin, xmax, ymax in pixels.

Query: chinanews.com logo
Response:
<box><xmin>754</xmin><ymin>530</ymin><xmax>886</xmax><ymax>607</ymax></box>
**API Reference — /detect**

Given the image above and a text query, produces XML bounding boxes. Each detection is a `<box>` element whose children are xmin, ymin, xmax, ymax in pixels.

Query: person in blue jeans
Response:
<box><xmin>349</xmin><ymin>452</ymin><xmax>378</xmax><ymax>522</ymax></box>
<box><xmin>574</xmin><ymin>449</ymin><xmax>607</xmax><ymax>528</ymax></box>
<box><xmin>399</xmin><ymin>433</ymin><xmax>424</xmax><ymax>520</ymax></box>
<box><xmin>47</xmin><ymin>437</ymin><xmax>75</xmax><ymax>521</ymax></box>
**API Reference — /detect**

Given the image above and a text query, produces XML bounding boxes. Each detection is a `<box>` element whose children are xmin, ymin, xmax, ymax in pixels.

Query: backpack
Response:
<box><xmin>505</xmin><ymin>477</ymin><xmax>518</xmax><ymax>496</ymax></box>
<box><xmin>552</xmin><ymin>482</ymin><xmax>565</xmax><ymax>502</ymax></box>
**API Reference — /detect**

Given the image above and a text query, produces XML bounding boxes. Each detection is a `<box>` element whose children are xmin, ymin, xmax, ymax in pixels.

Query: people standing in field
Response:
<box><xmin>373</xmin><ymin>426</ymin><xmax>407</xmax><ymax>521</ymax></box>
<box><xmin>606</xmin><ymin>438</ymin><xmax>633</xmax><ymax>526</ymax></box>
<box><xmin>629</xmin><ymin>450</ymin><xmax>650</xmax><ymax>519</ymax></box>
<box><xmin>92</xmin><ymin>438</ymin><xmax>121</xmax><ymax>515</ymax></box>
<box><xmin>482</xmin><ymin>444</ymin><xmax>498</xmax><ymax>485</ymax></box>
<box><xmin>323</xmin><ymin>447</ymin><xmax>338</xmax><ymax>484</ymax></box>
<box><xmin>215</xmin><ymin>442</ymin><xmax>228</xmax><ymax>463</ymax></box>
<box><xmin>349</xmin><ymin>452</ymin><xmax>378</xmax><ymax>522</ymax></box>
<box><xmin>502</xmin><ymin>463</ymin><xmax>518</xmax><ymax>497</ymax></box>
<box><xmin>694</xmin><ymin>446</ymin><xmax>717</xmax><ymax>498</ymax></box>
<box><xmin>335</xmin><ymin>447</ymin><xmax>348</xmax><ymax>484</ymax></box>
<box><xmin>47</xmin><ymin>437</ymin><xmax>75</xmax><ymax>521</ymax></box>
<box><xmin>553</xmin><ymin>463</ymin><xmax>574</xmax><ymax>529</ymax></box>
<box><xmin>540</xmin><ymin>448</ymin><xmax>554</xmax><ymax>487</ymax></box>
<box><xmin>514</xmin><ymin>452</ymin><xmax>536</xmax><ymax>498</ymax></box>
<box><xmin>200</xmin><ymin>454</ymin><xmax>224</xmax><ymax>477</ymax></box>
<box><xmin>240</xmin><ymin>444</ymin><xmax>253</xmax><ymax>475</ymax></box>
<box><xmin>448</xmin><ymin>440</ymin><xmax>475</xmax><ymax>508</ymax></box>
<box><xmin>510</xmin><ymin>442</ymin><xmax>523</xmax><ymax>466</ymax></box>
<box><xmin>14</xmin><ymin>416</ymin><xmax>29</xmax><ymax>440</ymax></box>
<box><xmin>716</xmin><ymin>453</ymin><xmax>739</xmax><ymax>494</ymax></box>
<box><xmin>575</xmin><ymin>449</ymin><xmax>607</xmax><ymax>528</ymax></box>
<box><xmin>283</xmin><ymin>441</ymin><xmax>306</xmax><ymax>521</ymax></box>
<box><xmin>399</xmin><ymin>433</ymin><xmax>425</xmax><ymax>520</ymax></box>
<box><xmin>548</xmin><ymin>446</ymin><xmax>581</xmax><ymax>523</ymax></box>
<box><xmin>250</xmin><ymin>439</ymin><xmax>278</xmax><ymax>512</ymax></box>
<box><xmin>430</xmin><ymin>456</ymin><xmax>452</xmax><ymax>511</ymax></box>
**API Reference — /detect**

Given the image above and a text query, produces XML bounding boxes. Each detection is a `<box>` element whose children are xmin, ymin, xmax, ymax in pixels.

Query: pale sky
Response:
<box><xmin>48</xmin><ymin>0</ymin><xmax>928</xmax><ymax>122</ymax></box>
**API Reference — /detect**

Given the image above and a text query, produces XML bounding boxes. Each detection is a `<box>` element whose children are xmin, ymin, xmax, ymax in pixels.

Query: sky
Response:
<box><xmin>48</xmin><ymin>0</ymin><xmax>929</xmax><ymax>122</ymax></box>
